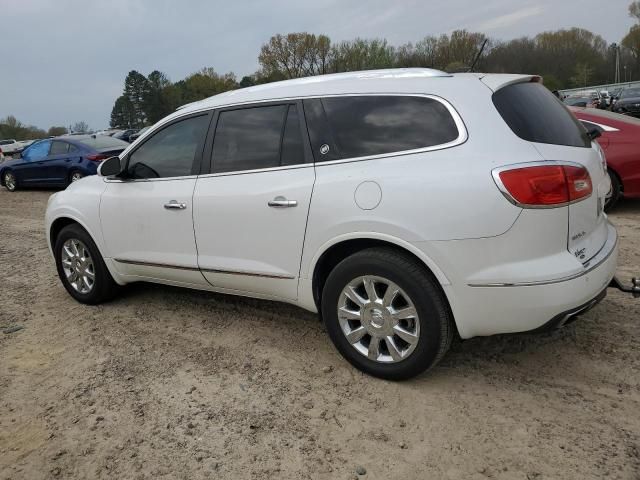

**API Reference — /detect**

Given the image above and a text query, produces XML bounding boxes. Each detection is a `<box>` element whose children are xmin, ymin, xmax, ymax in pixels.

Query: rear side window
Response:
<box><xmin>211</xmin><ymin>104</ymin><xmax>305</xmax><ymax>173</ymax></box>
<box><xmin>49</xmin><ymin>141</ymin><xmax>69</xmax><ymax>155</ymax></box>
<box><xmin>493</xmin><ymin>82</ymin><xmax>590</xmax><ymax>148</ymax></box>
<box><xmin>304</xmin><ymin>95</ymin><xmax>460</xmax><ymax>161</ymax></box>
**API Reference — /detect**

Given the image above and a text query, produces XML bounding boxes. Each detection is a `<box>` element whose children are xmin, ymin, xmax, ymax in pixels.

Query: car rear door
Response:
<box><xmin>100</xmin><ymin>112</ymin><xmax>212</xmax><ymax>286</ymax></box>
<box><xmin>46</xmin><ymin>140</ymin><xmax>73</xmax><ymax>184</ymax></box>
<box><xmin>192</xmin><ymin>101</ymin><xmax>315</xmax><ymax>300</ymax></box>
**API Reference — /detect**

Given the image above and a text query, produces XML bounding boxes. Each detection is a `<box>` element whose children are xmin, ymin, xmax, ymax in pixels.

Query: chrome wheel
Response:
<box><xmin>4</xmin><ymin>172</ymin><xmax>16</xmax><ymax>191</ymax></box>
<box><xmin>338</xmin><ymin>275</ymin><xmax>420</xmax><ymax>363</ymax></box>
<box><xmin>70</xmin><ymin>172</ymin><xmax>84</xmax><ymax>183</ymax></box>
<box><xmin>61</xmin><ymin>239</ymin><xmax>95</xmax><ymax>294</ymax></box>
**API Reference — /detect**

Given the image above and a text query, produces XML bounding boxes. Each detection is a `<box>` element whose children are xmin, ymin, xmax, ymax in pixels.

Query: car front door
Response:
<box><xmin>14</xmin><ymin>140</ymin><xmax>51</xmax><ymax>184</ymax></box>
<box><xmin>100</xmin><ymin>112</ymin><xmax>212</xmax><ymax>286</ymax></box>
<box><xmin>193</xmin><ymin>102</ymin><xmax>315</xmax><ymax>300</ymax></box>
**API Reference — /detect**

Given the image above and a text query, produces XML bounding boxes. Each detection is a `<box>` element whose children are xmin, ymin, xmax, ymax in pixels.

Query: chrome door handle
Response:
<box><xmin>268</xmin><ymin>196</ymin><xmax>297</xmax><ymax>208</ymax></box>
<box><xmin>164</xmin><ymin>200</ymin><xmax>187</xmax><ymax>210</ymax></box>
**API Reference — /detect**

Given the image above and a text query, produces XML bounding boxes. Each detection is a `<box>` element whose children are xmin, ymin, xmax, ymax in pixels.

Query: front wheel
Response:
<box><xmin>321</xmin><ymin>248</ymin><xmax>454</xmax><ymax>380</ymax></box>
<box><xmin>54</xmin><ymin>224</ymin><xmax>119</xmax><ymax>304</ymax></box>
<box><xmin>3</xmin><ymin>171</ymin><xmax>17</xmax><ymax>191</ymax></box>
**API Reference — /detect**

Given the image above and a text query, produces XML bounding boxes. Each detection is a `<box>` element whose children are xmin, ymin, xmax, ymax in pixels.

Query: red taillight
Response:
<box><xmin>497</xmin><ymin>164</ymin><xmax>592</xmax><ymax>207</ymax></box>
<box><xmin>86</xmin><ymin>154</ymin><xmax>108</xmax><ymax>162</ymax></box>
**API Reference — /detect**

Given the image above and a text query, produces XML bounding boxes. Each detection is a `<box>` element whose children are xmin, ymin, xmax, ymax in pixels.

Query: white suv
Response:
<box><xmin>46</xmin><ymin>69</ymin><xmax>618</xmax><ymax>379</ymax></box>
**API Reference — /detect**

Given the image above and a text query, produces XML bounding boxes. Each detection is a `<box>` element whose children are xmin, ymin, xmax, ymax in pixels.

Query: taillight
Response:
<box><xmin>495</xmin><ymin>164</ymin><xmax>592</xmax><ymax>207</ymax></box>
<box><xmin>86</xmin><ymin>154</ymin><xmax>108</xmax><ymax>162</ymax></box>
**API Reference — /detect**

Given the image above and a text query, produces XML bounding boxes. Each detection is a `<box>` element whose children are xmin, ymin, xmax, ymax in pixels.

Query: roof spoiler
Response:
<box><xmin>480</xmin><ymin>74</ymin><xmax>542</xmax><ymax>92</ymax></box>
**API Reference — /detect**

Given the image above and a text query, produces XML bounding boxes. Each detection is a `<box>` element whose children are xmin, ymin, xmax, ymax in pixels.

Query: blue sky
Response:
<box><xmin>0</xmin><ymin>0</ymin><xmax>634</xmax><ymax>130</ymax></box>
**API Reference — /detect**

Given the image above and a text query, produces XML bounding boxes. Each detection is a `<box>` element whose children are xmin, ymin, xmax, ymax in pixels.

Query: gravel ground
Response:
<box><xmin>1</xmin><ymin>188</ymin><xmax>639</xmax><ymax>480</ymax></box>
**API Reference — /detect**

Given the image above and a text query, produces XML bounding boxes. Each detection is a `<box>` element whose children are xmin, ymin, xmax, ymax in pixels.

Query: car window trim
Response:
<box><xmin>117</xmin><ymin>111</ymin><xmax>213</xmax><ymax>182</ymax></box>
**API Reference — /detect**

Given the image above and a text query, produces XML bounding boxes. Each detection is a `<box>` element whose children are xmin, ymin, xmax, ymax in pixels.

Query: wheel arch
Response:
<box><xmin>608</xmin><ymin>166</ymin><xmax>624</xmax><ymax>193</ymax></box>
<box><xmin>309</xmin><ymin>235</ymin><xmax>452</xmax><ymax>318</ymax></box>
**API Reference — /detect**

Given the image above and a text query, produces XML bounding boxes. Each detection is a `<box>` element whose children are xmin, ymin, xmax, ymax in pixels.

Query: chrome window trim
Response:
<box><xmin>491</xmin><ymin>160</ymin><xmax>593</xmax><ymax>210</ymax></box>
<box><xmin>104</xmin><ymin>175</ymin><xmax>199</xmax><ymax>183</ymax></box>
<box><xmin>183</xmin><ymin>93</ymin><xmax>467</xmax><ymax>174</ymax></box>
<box><xmin>113</xmin><ymin>93</ymin><xmax>467</xmax><ymax>178</ymax></box>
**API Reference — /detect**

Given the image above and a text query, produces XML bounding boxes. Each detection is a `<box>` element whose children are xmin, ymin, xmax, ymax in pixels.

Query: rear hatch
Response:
<box><xmin>489</xmin><ymin>78</ymin><xmax>609</xmax><ymax>264</ymax></box>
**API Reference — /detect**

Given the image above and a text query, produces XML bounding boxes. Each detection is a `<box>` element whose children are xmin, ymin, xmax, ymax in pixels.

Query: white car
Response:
<box><xmin>46</xmin><ymin>69</ymin><xmax>622</xmax><ymax>379</ymax></box>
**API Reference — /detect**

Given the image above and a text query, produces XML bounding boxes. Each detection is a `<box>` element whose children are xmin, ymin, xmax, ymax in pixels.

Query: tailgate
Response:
<box><xmin>532</xmin><ymin>142</ymin><xmax>609</xmax><ymax>263</ymax></box>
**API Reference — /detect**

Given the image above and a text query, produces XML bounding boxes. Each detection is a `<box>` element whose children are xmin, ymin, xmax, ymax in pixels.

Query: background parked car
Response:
<box><xmin>128</xmin><ymin>126</ymin><xmax>150</xmax><ymax>142</ymax></box>
<box><xmin>0</xmin><ymin>139</ymin><xmax>22</xmax><ymax>157</ymax></box>
<box><xmin>0</xmin><ymin>135</ymin><xmax>129</xmax><ymax>191</ymax></box>
<box><xmin>112</xmin><ymin>128</ymin><xmax>139</xmax><ymax>143</ymax></box>
<box><xmin>612</xmin><ymin>87</ymin><xmax>640</xmax><ymax>117</ymax></box>
<box><xmin>570</xmin><ymin>106</ymin><xmax>640</xmax><ymax>209</ymax></box>
<box><xmin>564</xmin><ymin>96</ymin><xmax>598</xmax><ymax>108</ymax></box>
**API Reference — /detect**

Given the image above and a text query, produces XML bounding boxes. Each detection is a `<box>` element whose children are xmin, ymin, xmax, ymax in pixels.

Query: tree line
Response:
<box><xmin>0</xmin><ymin>116</ymin><xmax>91</xmax><ymax>141</ymax></box>
<box><xmin>110</xmin><ymin>2</ymin><xmax>640</xmax><ymax>128</ymax></box>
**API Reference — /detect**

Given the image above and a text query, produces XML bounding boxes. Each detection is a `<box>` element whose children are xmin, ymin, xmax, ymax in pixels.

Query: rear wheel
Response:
<box><xmin>3</xmin><ymin>171</ymin><xmax>17</xmax><ymax>191</ymax></box>
<box><xmin>54</xmin><ymin>224</ymin><xmax>119</xmax><ymax>304</ymax></box>
<box><xmin>605</xmin><ymin>169</ymin><xmax>621</xmax><ymax>211</ymax></box>
<box><xmin>321</xmin><ymin>248</ymin><xmax>454</xmax><ymax>380</ymax></box>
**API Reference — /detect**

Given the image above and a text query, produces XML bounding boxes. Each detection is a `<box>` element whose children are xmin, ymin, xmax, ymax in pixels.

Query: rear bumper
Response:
<box><xmin>444</xmin><ymin>222</ymin><xmax>618</xmax><ymax>338</ymax></box>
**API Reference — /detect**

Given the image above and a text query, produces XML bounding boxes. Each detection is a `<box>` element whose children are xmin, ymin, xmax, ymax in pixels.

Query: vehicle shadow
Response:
<box><xmin>609</xmin><ymin>197</ymin><xmax>640</xmax><ymax>215</ymax></box>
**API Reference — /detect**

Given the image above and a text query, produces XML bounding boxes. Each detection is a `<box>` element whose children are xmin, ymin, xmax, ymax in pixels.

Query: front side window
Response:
<box><xmin>125</xmin><ymin>115</ymin><xmax>209</xmax><ymax>179</ymax></box>
<box><xmin>49</xmin><ymin>141</ymin><xmax>69</xmax><ymax>155</ymax></box>
<box><xmin>212</xmin><ymin>104</ymin><xmax>305</xmax><ymax>174</ymax></box>
<box><xmin>22</xmin><ymin>140</ymin><xmax>51</xmax><ymax>161</ymax></box>
<box><xmin>304</xmin><ymin>95</ymin><xmax>460</xmax><ymax>161</ymax></box>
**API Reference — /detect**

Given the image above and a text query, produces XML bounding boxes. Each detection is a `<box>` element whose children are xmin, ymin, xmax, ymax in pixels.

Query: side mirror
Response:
<box><xmin>97</xmin><ymin>156</ymin><xmax>122</xmax><ymax>177</ymax></box>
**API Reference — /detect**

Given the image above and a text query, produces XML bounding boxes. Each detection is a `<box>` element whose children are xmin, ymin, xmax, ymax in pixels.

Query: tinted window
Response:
<box><xmin>126</xmin><ymin>115</ymin><xmax>208</xmax><ymax>179</ymax></box>
<box><xmin>49</xmin><ymin>141</ymin><xmax>69</xmax><ymax>155</ymax></box>
<box><xmin>493</xmin><ymin>82</ymin><xmax>590</xmax><ymax>148</ymax></box>
<box><xmin>312</xmin><ymin>96</ymin><xmax>459</xmax><ymax>160</ymax></box>
<box><xmin>281</xmin><ymin>105</ymin><xmax>304</xmax><ymax>166</ymax></box>
<box><xmin>212</xmin><ymin>105</ymin><xmax>291</xmax><ymax>173</ymax></box>
<box><xmin>621</xmin><ymin>88</ymin><xmax>640</xmax><ymax>98</ymax></box>
<box><xmin>23</xmin><ymin>140</ymin><xmax>51</xmax><ymax>161</ymax></box>
<box><xmin>68</xmin><ymin>143</ymin><xmax>79</xmax><ymax>153</ymax></box>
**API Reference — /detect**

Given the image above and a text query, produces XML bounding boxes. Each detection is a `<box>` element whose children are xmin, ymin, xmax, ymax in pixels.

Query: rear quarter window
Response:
<box><xmin>304</xmin><ymin>95</ymin><xmax>461</xmax><ymax>161</ymax></box>
<box><xmin>493</xmin><ymin>82</ymin><xmax>590</xmax><ymax>148</ymax></box>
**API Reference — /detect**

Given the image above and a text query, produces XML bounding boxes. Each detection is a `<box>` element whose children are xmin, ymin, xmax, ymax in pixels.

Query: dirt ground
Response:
<box><xmin>0</xmin><ymin>188</ymin><xmax>639</xmax><ymax>480</ymax></box>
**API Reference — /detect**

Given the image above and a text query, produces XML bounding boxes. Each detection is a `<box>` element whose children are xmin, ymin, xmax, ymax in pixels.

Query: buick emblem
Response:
<box><xmin>320</xmin><ymin>144</ymin><xmax>330</xmax><ymax>155</ymax></box>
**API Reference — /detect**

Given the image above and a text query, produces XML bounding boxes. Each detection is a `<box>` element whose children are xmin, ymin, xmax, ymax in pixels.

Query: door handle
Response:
<box><xmin>164</xmin><ymin>200</ymin><xmax>187</xmax><ymax>210</ymax></box>
<box><xmin>268</xmin><ymin>196</ymin><xmax>297</xmax><ymax>208</ymax></box>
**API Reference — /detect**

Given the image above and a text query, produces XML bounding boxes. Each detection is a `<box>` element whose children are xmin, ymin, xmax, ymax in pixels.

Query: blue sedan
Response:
<box><xmin>0</xmin><ymin>135</ymin><xmax>129</xmax><ymax>191</ymax></box>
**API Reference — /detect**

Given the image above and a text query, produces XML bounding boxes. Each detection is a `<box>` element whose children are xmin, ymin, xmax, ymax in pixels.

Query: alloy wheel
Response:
<box><xmin>337</xmin><ymin>275</ymin><xmax>420</xmax><ymax>363</ymax></box>
<box><xmin>70</xmin><ymin>172</ymin><xmax>84</xmax><ymax>182</ymax></box>
<box><xmin>61</xmin><ymin>238</ymin><xmax>95</xmax><ymax>294</ymax></box>
<box><xmin>4</xmin><ymin>172</ymin><xmax>16</xmax><ymax>191</ymax></box>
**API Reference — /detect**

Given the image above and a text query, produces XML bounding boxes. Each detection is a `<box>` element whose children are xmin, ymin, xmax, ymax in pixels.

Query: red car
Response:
<box><xmin>570</xmin><ymin>107</ymin><xmax>640</xmax><ymax>209</ymax></box>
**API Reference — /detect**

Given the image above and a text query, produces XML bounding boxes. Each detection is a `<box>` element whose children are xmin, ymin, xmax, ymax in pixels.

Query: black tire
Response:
<box><xmin>54</xmin><ymin>224</ymin><xmax>119</xmax><ymax>304</ymax></box>
<box><xmin>68</xmin><ymin>170</ymin><xmax>84</xmax><ymax>185</ymax></box>
<box><xmin>2</xmin><ymin>170</ymin><xmax>17</xmax><ymax>191</ymax></box>
<box><xmin>321</xmin><ymin>247</ymin><xmax>454</xmax><ymax>380</ymax></box>
<box><xmin>605</xmin><ymin>169</ymin><xmax>622</xmax><ymax>211</ymax></box>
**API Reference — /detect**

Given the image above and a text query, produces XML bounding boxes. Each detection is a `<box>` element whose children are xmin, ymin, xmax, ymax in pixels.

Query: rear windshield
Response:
<box><xmin>493</xmin><ymin>82</ymin><xmax>590</xmax><ymax>148</ymax></box>
<box><xmin>74</xmin><ymin>136</ymin><xmax>129</xmax><ymax>151</ymax></box>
